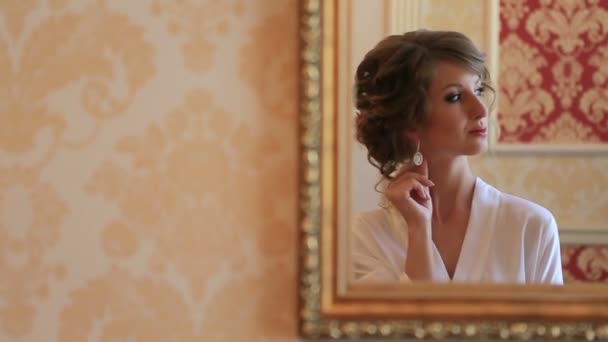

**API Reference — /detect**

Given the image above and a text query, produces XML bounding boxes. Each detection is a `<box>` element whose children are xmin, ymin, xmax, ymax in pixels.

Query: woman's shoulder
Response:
<box><xmin>352</xmin><ymin>207</ymin><xmax>404</xmax><ymax>239</ymax></box>
<box><xmin>353</xmin><ymin>208</ymin><xmax>390</xmax><ymax>230</ymax></box>
<box><xmin>480</xmin><ymin>179</ymin><xmax>556</xmax><ymax>228</ymax></box>
<box><xmin>352</xmin><ymin>207</ymin><xmax>408</xmax><ymax>255</ymax></box>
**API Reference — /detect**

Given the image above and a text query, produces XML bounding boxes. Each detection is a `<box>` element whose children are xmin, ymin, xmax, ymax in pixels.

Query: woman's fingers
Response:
<box><xmin>390</xmin><ymin>171</ymin><xmax>435</xmax><ymax>188</ymax></box>
<box><xmin>412</xmin><ymin>182</ymin><xmax>429</xmax><ymax>201</ymax></box>
<box><xmin>417</xmin><ymin>175</ymin><xmax>435</xmax><ymax>187</ymax></box>
<box><xmin>410</xmin><ymin>158</ymin><xmax>429</xmax><ymax>177</ymax></box>
<box><xmin>385</xmin><ymin>166</ymin><xmax>434</xmax><ymax>229</ymax></box>
<box><xmin>387</xmin><ymin>177</ymin><xmax>430</xmax><ymax>203</ymax></box>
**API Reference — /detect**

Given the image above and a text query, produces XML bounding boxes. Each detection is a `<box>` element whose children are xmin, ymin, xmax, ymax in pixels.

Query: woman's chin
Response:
<box><xmin>465</xmin><ymin>141</ymin><xmax>488</xmax><ymax>156</ymax></box>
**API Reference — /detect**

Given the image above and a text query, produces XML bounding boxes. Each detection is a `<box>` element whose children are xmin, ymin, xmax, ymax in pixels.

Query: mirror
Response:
<box><xmin>298</xmin><ymin>0</ymin><xmax>608</xmax><ymax>339</ymax></box>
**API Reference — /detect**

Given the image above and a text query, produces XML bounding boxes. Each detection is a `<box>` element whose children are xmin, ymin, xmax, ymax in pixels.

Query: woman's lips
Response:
<box><xmin>469</xmin><ymin>127</ymin><xmax>487</xmax><ymax>136</ymax></box>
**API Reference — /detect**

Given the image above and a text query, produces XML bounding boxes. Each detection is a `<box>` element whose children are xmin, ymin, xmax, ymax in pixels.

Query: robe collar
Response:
<box><xmin>385</xmin><ymin>177</ymin><xmax>501</xmax><ymax>282</ymax></box>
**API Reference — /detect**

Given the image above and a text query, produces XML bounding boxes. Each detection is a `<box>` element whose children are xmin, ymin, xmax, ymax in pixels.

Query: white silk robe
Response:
<box><xmin>351</xmin><ymin>178</ymin><xmax>564</xmax><ymax>285</ymax></box>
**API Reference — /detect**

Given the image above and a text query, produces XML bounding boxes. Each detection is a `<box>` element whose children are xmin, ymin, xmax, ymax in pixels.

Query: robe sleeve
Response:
<box><xmin>350</xmin><ymin>213</ymin><xmax>411</xmax><ymax>283</ymax></box>
<box><xmin>534</xmin><ymin>214</ymin><xmax>564</xmax><ymax>285</ymax></box>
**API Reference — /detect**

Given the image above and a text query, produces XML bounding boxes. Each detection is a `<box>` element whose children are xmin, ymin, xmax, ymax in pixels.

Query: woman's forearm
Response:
<box><xmin>405</xmin><ymin>225</ymin><xmax>450</xmax><ymax>282</ymax></box>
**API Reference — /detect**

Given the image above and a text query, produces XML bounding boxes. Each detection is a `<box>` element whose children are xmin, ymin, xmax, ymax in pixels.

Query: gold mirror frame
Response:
<box><xmin>298</xmin><ymin>0</ymin><xmax>608</xmax><ymax>340</ymax></box>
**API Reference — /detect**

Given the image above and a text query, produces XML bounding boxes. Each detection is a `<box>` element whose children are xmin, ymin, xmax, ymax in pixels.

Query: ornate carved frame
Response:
<box><xmin>298</xmin><ymin>0</ymin><xmax>608</xmax><ymax>340</ymax></box>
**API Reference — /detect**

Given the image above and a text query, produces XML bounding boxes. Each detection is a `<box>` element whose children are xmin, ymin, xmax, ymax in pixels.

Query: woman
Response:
<box><xmin>351</xmin><ymin>29</ymin><xmax>563</xmax><ymax>284</ymax></box>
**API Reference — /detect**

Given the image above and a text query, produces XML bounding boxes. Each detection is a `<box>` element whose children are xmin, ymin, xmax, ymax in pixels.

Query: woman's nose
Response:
<box><xmin>470</xmin><ymin>93</ymin><xmax>488</xmax><ymax>120</ymax></box>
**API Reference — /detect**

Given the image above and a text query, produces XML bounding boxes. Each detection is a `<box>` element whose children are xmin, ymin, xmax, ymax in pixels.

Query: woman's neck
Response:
<box><xmin>427</xmin><ymin>156</ymin><xmax>476</xmax><ymax>223</ymax></box>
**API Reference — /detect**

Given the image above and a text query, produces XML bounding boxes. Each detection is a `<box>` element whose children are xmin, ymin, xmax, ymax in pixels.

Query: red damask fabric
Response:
<box><xmin>561</xmin><ymin>244</ymin><xmax>608</xmax><ymax>283</ymax></box>
<box><xmin>498</xmin><ymin>0</ymin><xmax>608</xmax><ymax>144</ymax></box>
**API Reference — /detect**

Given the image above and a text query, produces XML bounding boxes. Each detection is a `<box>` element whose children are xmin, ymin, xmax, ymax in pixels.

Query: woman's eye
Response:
<box><xmin>475</xmin><ymin>87</ymin><xmax>485</xmax><ymax>96</ymax></box>
<box><xmin>445</xmin><ymin>93</ymin><xmax>461</xmax><ymax>103</ymax></box>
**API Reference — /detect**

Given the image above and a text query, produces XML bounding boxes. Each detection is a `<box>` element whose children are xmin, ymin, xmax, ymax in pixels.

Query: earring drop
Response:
<box><xmin>412</xmin><ymin>141</ymin><xmax>423</xmax><ymax>166</ymax></box>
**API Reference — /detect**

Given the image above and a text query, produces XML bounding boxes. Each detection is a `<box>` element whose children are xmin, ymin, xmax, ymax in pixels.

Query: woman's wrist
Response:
<box><xmin>407</xmin><ymin>223</ymin><xmax>432</xmax><ymax>241</ymax></box>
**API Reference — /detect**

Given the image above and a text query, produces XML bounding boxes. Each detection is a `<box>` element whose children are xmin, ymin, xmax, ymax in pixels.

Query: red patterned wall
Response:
<box><xmin>498</xmin><ymin>0</ymin><xmax>608</xmax><ymax>144</ymax></box>
<box><xmin>562</xmin><ymin>244</ymin><xmax>608</xmax><ymax>283</ymax></box>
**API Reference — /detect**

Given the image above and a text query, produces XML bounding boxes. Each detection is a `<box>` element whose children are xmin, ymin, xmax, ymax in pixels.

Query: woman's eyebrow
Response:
<box><xmin>441</xmin><ymin>78</ymin><xmax>482</xmax><ymax>91</ymax></box>
<box><xmin>441</xmin><ymin>83</ymin><xmax>463</xmax><ymax>91</ymax></box>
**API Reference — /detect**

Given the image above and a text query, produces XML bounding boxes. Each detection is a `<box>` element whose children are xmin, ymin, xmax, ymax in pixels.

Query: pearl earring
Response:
<box><xmin>412</xmin><ymin>141</ymin><xmax>423</xmax><ymax>166</ymax></box>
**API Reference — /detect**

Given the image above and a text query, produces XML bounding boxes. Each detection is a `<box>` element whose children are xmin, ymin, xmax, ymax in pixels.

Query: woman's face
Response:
<box><xmin>415</xmin><ymin>61</ymin><xmax>489</xmax><ymax>161</ymax></box>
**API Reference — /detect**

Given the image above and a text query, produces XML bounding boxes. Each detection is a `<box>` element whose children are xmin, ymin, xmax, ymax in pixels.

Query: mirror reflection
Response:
<box><xmin>351</xmin><ymin>29</ymin><xmax>563</xmax><ymax>284</ymax></box>
<box><xmin>341</xmin><ymin>0</ymin><xmax>608</xmax><ymax>286</ymax></box>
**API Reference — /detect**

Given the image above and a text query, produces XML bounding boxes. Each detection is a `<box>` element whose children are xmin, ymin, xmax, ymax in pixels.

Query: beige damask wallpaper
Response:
<box><xmin>0</xmin><ymin>1</ymin><xmax>297</xmax><ymax>340</ymax></box>
<box><xmin>3</xmin><ymin>0</ymin><xmax>607</xmax><ymax>340</ymax></box>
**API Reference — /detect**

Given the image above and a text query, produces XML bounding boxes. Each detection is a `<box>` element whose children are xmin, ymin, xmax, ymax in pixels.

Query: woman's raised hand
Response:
<box><xmin>385</xmin><ymin>159</ymin><xmax>434</xmax><ymax>232</ymax></box>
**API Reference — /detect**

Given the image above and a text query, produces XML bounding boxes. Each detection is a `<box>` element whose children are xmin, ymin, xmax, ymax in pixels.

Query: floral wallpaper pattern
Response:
<box><xmin>0</xmin><ymin>0</ymin><xmax>297</xmax><ymax>340</ymax></box>
<box><xmin>498</xmin><ymin>0</ymin><xmax>608</xmax><ymax>144</ymax></box>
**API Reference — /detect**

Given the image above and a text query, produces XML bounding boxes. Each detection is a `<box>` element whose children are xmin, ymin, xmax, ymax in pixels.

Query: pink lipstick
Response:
<box><xmin>469</xmin><ymin>127</ymin><xmax>487</xmax><ymax>136</ymax></box>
